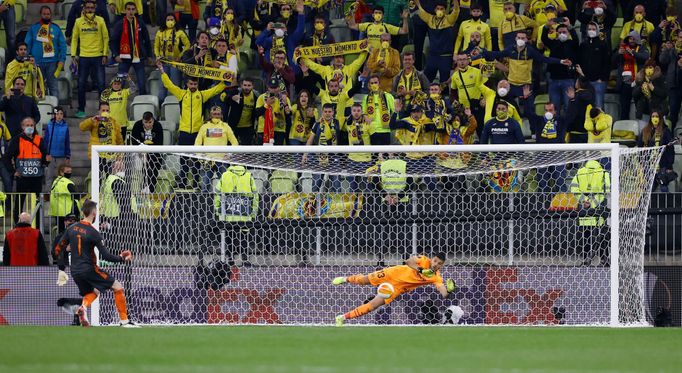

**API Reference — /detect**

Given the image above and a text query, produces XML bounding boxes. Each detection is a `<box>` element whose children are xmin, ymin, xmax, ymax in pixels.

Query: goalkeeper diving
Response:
<box><xmin>332</xmin><ymin>253</ymin><xmax>456</xmax><ymax>326</ymax></box>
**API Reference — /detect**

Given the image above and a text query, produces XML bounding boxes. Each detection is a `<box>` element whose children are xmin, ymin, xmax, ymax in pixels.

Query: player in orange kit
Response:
<box><xmin>332</xmin><ymin>252</ymin><xmax>456</xmax><ymax>326</ymax></box>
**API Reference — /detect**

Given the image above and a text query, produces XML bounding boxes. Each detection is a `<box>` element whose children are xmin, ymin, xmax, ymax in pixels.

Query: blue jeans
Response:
<box><xmin>159</xmin><ymin>66</ymin><xmax>182</xmax><ymax>102</ymax></box>
<box><xmin>118</xmin><ymin>59</ymin><xmax>147</xmax><ymax>95</ymax></box>
<box><xmin>38</xmin><ymin>62</ymin><xmax>59</xmax><ymax>98</ymax></box>
<box><xmin>590</xmin><ymin>81</ymin><xmax>606</xmax><ymax>109</ymax></box>
<box><xmin>201</xmin><ymin>163</ymin><xmax>226</xmax><ymax>193</ymax></box>
<box><xmin>178</xmin><ymin>13</ymin><xmax>198</xmax><ymax>44</ymax></box>
<box><xmin>176</xmin><ymin>131</ymin><xmax>199</xmax><ymax>188</ymax></box>
<box><xmin>548</xmin><ymin>78</ymin><xmax>574</xmax><ymax>114</ymax></box>
<box><xmin>509</xmin><ymin>84</ymin><xmax>536</xmax><ymax>132</ymax></box>
<box><xmin>77</xmin><ymin>56</ymin><xmax>105</xmax><ymax>111</ymax></box>
<box><xmin>0</xmin><ymin>7</ymin><xmax>15</xmax><ymax>61</ymax></box>
<box><xmin>424</xmin><ymin>55</ymin><xmax>452</xmax><ymax>86</ymax></box>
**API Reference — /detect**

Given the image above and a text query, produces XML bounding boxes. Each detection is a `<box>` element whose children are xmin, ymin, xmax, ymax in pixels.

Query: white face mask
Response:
<box><xmin>274</xmin><ymin>29</ymin><xmax>285</xmax><ymax>37</ymax></box>
<box><xmin>594</xmin><ymin>7</ymin><xmax>604</xmax><ymax>16</ymax></box>
<box><xmin>587</xmin><ymin>30</ymin><xmax>598</xmax><ymax>38</ymax></box>
<box><xmin>558</xmin><ymin>33</ymin><xmax>569</xmax><ymax>42</ymax></box>
<box><xmin>544</xmin><ymin>111</ymin><xmax>554</xmax><ymax>120</ymax></box>
<box><xmin>516</xmin><ymin>39</ymin><xmax>526</xmax><ymax>48</ymax></box>
<box><xmin>209</xmin><ymin>27</ymin><xmax>219</xmax><ymax>35</ymax></box>
<box><xmin>24</xmin><ymin>126</ymin><xmax>35</xmax><ymax>135</ymax></box>
<box><xmin>497</xmin><ymin>87</ymin><xmax>508</xmax><ymax>97</ymax></box>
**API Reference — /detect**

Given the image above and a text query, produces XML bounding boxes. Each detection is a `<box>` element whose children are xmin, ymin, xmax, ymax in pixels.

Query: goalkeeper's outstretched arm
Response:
<box><xmin>436</xmin><ymin>280</ymin><xmax>456</xmax><ymax>298</ymax></box>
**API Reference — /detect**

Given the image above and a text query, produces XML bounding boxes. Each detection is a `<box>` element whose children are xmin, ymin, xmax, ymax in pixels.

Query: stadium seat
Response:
<box><xmin>162</xmin><ymin>96</ymin><xmax>180</xmax><ymax>126</ymax></box>
<box><xmin>521</xmin><ymin>118</ymin><xmax>533</xmax><ymax>140</ymax></box>
<box><xmin>534</xmin><ymin>94</ymin><xmax>549</xmax><ymax>116</ymax></box>
<box><xmin>611</xmin><ymin>120</ymin><xmax>639</xmax><ymax>146</ymax></box>
<box><xmin>269</xmin><ymin>170</ymin><xmax>298</xmax><ymax>194</ymax></box>
<box><xmin>0</xmin><ymin>29</ymin><xmax>6</xmax><ymax>50</ymax></box>
<box><xmin>15</xmin><ymin>0</ymin><xmax>26</xmax><ymax>24</ymax></box>
<box><xmin>146</xmin><ymin>70</ymin><xmax>161</xmax><ymax>97</ymax></box>
<box><xmin>36</xmin><ymin>96</ymin><xmax>58</xmax><ymax>132</ymax></box>
<box><xmin>131</xmin><ymin>95</ymin><xmax>160</xmax><ymax>121</ymax></box>
<box><xmin>162</xmin><ymin>128</ymin><xmax>173</xmax><ymax>145</ymax></box>
<box><xmin>299</xmin><ymin>172</ymin><xmax>314</xmax><ymax>193</ymax></box>
<box><xmin>611</xmin><ymin>18</ymin><xmax>623</xmax><ymax>51</ymax></box>
<box><xmin>0</xmin><ymin>47</ymin><xmax>5</xmax><ymax>76</ymax></box>
<box><xmin>250</xmin><ymin>169</ymin><xmax>269</xmax><ymax>194</ymax></box>
<box><xmin>60</xmin><ymin>0</ymin><xmax>76</xmax><ymax>18</ymax></box>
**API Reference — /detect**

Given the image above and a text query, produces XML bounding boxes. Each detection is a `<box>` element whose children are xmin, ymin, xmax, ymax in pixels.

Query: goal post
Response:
<box><xmin>89</xmin><ymin>143</ymin><xmax>663</xmax><ymax>326</ymax></box>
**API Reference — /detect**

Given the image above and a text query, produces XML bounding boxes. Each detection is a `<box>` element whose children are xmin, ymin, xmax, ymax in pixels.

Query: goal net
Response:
<box><xmin>89</xmin><ymin>144</ymin><xmax>664</xmax><ymax>326</ymax></box>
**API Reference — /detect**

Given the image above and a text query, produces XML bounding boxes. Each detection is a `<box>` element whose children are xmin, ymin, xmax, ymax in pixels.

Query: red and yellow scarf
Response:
<box><xmin>120</xmin><ymin>16</ymin><xmax>140</xmax><ymax>63</ymax></box>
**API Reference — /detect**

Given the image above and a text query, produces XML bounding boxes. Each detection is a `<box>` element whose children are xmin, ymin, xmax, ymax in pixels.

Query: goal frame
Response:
<box><xmin>90</xmin><ymin>143</ymin><xmax>622</xmax><ymax>327</ymax></box>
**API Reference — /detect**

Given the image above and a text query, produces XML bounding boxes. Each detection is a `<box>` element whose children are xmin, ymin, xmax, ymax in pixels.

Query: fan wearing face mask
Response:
<box><xmin>577</xmin><ymin>22</ymin><xmax>611</xmax><ymax>109</ymax></box>
<box><xmin>498</xmin><ymin>1</ymin><xmax>537</xmax><ymax>50</ymax></box>
<box><xmin>454</xmin><ymin>3</ymin><xmax>491</xmax><ymax>52</ymax></box>
<box><xmin>483</xmin><ymin>28</ymin><xmax>570</xmax><ymax>131</ymax></box>
<box><xmin>475</xmin><ymin>79</ymin><xmax>523</xmax><ymax>125</ymax></box>
<box><xmin>542</xmin><ymin>21</ymin><xmax>580</xmax><ymax>113</ymax></box>
<box><xmin>577</xmin><ymin>0</ymin><xmax>616</xmax><ymax>50</ymax></box>
<box><xmin>479</xmin><ymin>101</ymin><xmax>525</xmax><ymax>144</ymax></box>
<box><xmin>633</xmin><ymin>62</ymin><xmax>668</xmax><ymax>121</ymax></box>
<box><xmin>619</xmin><ymin>5</ymin><xmax>654</xmax><ymax>45</ymax></box>
<box><xmin>255</xmin><ymin>1</ymin><xmax>306</xmax><ymax>66</ymax></box>
<box><xmin>4</xmin><ymin>117</ymin><xmax>49</xmax><ymax>201</ymax></box>
<box><xmin>347</xmin><ymin>6</ymin><xmax>409</xmax><ymax>52</ymax></box>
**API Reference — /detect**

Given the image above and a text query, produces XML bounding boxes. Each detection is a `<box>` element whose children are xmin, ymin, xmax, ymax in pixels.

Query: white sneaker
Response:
<box><xmin>119</xmin><ymin>319</ymin><xmax>141</xmax><ymax>328</ymax></box>
<box><xmin>76</xmin><ymin>306</ymin><xmax>90</xmax><ymax>327</ymax></box>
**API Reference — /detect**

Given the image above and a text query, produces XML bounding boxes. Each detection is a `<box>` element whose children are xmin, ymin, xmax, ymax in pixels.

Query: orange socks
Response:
<box><xmin>82</xmin><ymin>292</ymin><xmax>98</xmax><ymax>308</ymax></box>
<box><xmin>113</xmin><ymin>289</ymin><xmax>129</xmax><ymax>321</ymax></box>
<box><xmin>347</xmin><ymin>275</ymin><xmax>369</xmax><ymax>285</ymax></box>
<box><xmin>344</xmin><ymin>303</ymin><xmax>375</xmax><ymax>320</ymax></box>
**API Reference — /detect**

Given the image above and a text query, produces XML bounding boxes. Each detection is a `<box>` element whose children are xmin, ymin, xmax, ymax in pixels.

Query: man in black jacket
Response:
<box><xmin>578</xmin><ymin>22</ymin><xmax>612</xmax><ymax>109</ymax></box>
<box><xmin>0</xmin><ymin>77</ymin><xmax>41</xmax><ymax>136</ymax></box>
<box><xmin>225</xmin><ymin>78</ymin><xmax>259</xmax><ymax>145</ymax></box>
<box><xmin>543</xmin><ymin>21</ymin><xmax>580</xmax><ymax>114</ymax></box>
<box><xmin>110</xmin><ymin>1</ymin><xmax>152</xmax><ymax>94</ymax></box>
<box><xmin>130</xmin><ymin>111</ymin><xmax>163</xmax><ymax>192</ymax></box>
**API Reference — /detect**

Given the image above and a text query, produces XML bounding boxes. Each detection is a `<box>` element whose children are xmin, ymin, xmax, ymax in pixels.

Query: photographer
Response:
<box><xmin>613</xmin><ymin>32</ymin><xmax>650</xmax><ymax>120</ymax></box>
<box><xmin>0</xmin><ymin>77</ymin><xmax>41</xmax><ymax>136</ymax></box>
<box><xmin>254</xmin><ymin>78</ymin><xmax>292</xmax><ymax>145</ymax></box>
<box><xmin>5</xmin><ymin>42</ymin><xmax>46</xmax><ymax>101</ymax></box>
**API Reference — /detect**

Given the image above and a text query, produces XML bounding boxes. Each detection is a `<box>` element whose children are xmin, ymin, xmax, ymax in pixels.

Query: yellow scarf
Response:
<box><xmin>37</xmin><ymin>22</ymin><xmax>55</xmax><ymax>58</ymax></box>
<box><xmin>397</xmin><ymin>69</ymin><xmax>421</xmax><ymax>105</ymax></box>
<box><xmin>379</xmin><ymin>47</ymin><xmax>391</xmax><ymax>68</ymax></box>
<box><xmin>366</xmin><ymin>92</ymin><xmax>390</xmax><ymax>129</ymax></box>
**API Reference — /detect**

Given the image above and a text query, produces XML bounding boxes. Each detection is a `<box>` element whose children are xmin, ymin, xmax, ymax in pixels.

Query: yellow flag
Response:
<box><xmin>161</xmin><ymin>59</ymin><xmax>236</xmax><ymax>84</ymax></box>
<box><xmin>294</xmin><ymin>39</ymin><xmax>369</xmax><ymax>61</ymax></box>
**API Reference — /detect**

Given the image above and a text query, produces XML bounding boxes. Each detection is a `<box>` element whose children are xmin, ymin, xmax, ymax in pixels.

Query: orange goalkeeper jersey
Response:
<box><xmin>367</xmin><ymin>256</ymin><xmax>444</xmax><ymax>303</ymax></box>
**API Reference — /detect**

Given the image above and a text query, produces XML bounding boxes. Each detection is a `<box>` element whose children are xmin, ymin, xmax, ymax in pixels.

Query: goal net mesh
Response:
<box><xmin>91</xmin><ymin>145</ymin><xmax>663</xmax><ymax>326</ymax></box>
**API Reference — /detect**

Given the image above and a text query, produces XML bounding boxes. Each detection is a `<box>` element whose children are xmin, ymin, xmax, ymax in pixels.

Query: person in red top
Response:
<box><xmin>2</xmin><ymin>212</ymin><xmax>49</xmax><ymax>266</ymax></box>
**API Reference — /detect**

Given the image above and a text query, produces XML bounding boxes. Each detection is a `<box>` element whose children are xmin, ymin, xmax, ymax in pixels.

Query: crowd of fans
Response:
<box><xmin>0</xmin><ymin>0</ymin><xmax>679</xmax><ymax>206</ymax></box>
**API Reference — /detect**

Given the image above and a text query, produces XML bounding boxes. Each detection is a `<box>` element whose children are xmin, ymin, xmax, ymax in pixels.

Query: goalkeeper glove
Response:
<box><xmin>419</xmin><ymin>268</ymin><xmax>435</xmax><ymax>278</ymax></box>
<box><xmin>57</xmin><ymin>270</ymin><xmax>69</xmax><ymax>286</ymax></box>
<box><xmin>446</xmin><ymin>279</ymin><xmax>456</xmax><ymax>293</ymax></box>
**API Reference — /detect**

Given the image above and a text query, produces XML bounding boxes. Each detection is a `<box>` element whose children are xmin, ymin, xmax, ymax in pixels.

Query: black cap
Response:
<box><xmin>267</xmin><ymin>77</ymin><xmax>280</xmax><ymax>88</ymax></box>
<box><xmin>64</xmin><ymin>214</ymin><xmax>77</xmax><ymax>221</ymax></box>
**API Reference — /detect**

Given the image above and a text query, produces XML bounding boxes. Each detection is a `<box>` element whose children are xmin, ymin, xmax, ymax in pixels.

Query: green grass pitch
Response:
<box><xmin>1</xmin><ymin>326</ymin><xmax>681</xmax><ymax>372</ymax></box>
